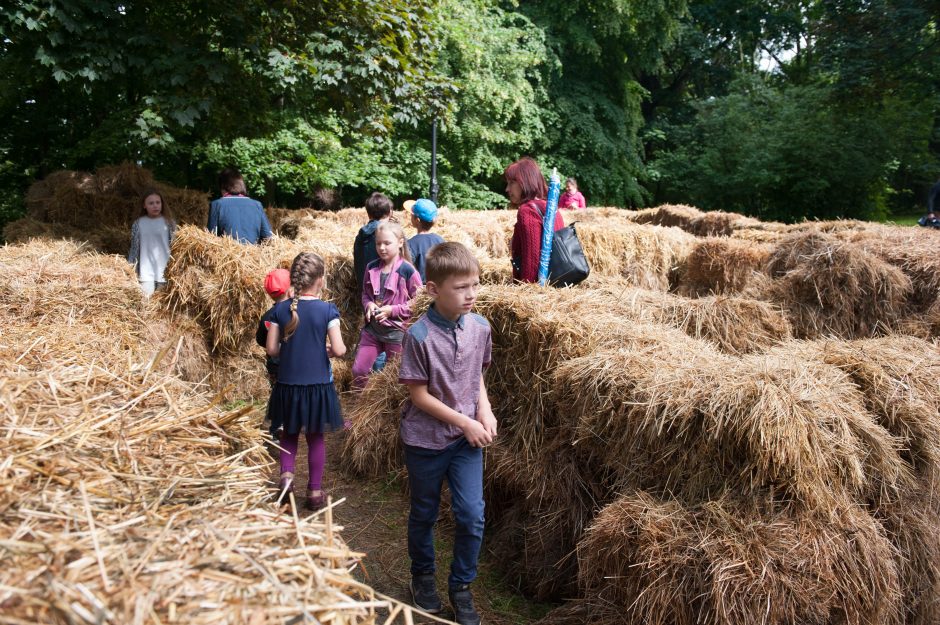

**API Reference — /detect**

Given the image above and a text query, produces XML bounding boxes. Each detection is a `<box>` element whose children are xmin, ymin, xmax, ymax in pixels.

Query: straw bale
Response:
<box><xmin>677</xmin><ymin>237</ymin><xmax>772</xmax><ymax>296</ymax></box>
<box><xmin>266</xmin><ymin>206</ymin><xmax>295</xmax><ymax>234</ymax></box>
<box><xmin>729</xmin><ymin>226</ymin><xmax>788</xmax><ymax>244</ymax></box>
<box><xmin>561</xmin><ymin>343</ymin><xmax>909</xmax><ymax>510</ymax></box>
<box><xmin>788</xmin><ymin>218</ymin><xmax>876</xmax><ymax>235</ymax></box>
<box><xmin>140</xmin><ymin>297</ymin><xmax>213</xmax><ymax>383</ymax></box>
<box><xmin>663</xmin><ymin>294</ymin><xmax>791</xmax><ymax>353</ymax></box>
<box><xmin>24</xmin><ymin>170</ymin><xmax>94</xmax><ymax>220</ymax></box>
<box><xmin>339</xmin><ymin>360</ymin><xmax>407</xmax><ymax>478</ymax></box>
<box><xmin>926</xmin><ymin>300</ymin><xmax>940</xmax><ymax>335</ymax></box>
<box><xmin>273</xmin><ymin>209</ymin><xmax>360</xmax><ymax>251</ymax></box>
<box><xmin>482</xmin><ymin>427</ymin><xmax>608</xmax><ymax>599</ymax></box>
<box><xmin>45</xmin><ymin>181</ymin><xmax>96</xmax><ymax>225</ymax></box>
<box><xmin>689</xmin><ymin>210</ymin><xmax>763</xmax><ymax>237</ymax></box>
<box><xmin>25</xmin><ymin>165</ymin><xmax>208</xmax><ymax>240</ymax></box>
<box><xmin>3</xmin><ymin>219</ymin><xmax>133</xmax><ymax>256</ymax></box>
<box><xmin>94</xmin><ymin>161</ymin><xmax>157</xmax><ymax>193</ymax></box>
<box><xmin>629</xmin><ymin>203</ymin><xmax>704</xmax><ymax>229</ymax></box>
<box><xmin>575</xmin><ymin>222</ymin><xmax>696</xmax><ymax>290</ymax></box>
<box><xmin>763</xmin><ymin>232</ymin><xmax>913</xmax><ymax>338</ymax></box>
<box><xmin>2</xmin><ymin>217</ymin><xmax>73</xmax><ymax>244</ymax></box>
<box><xmin>160</xmin><ymin>185</ymin><xmax>209</xmax><ymax>226</ymax></box>
<box><xmin>479</xmin><ymin>258</ymin><xmax>513</xmax><ymax>284</ymax></box>
<box><xmin>582</xmin><ymin>277</ymin><xmax>791</xmax><ymax>353</ymax></box>
<box><xmin>578</xmin><ymin>492</ymin><xmax>902</xmax><ymax>625</ymax></box>
<box><xmin>875</xmin><ymin>498</ymin><xmax>940</xmax><ymax>625</ymax></box>
<box><xmin>331</xmin><ymin>207</ymin><xmax>370</xmax><ymax>227</ymax></box>
<box><xmin>434</xmin><ymin>208</ymin><xmax>513</xmax><ymax>259</ymax></box>
<box><xmin>776</xmin><ymin>337</ymin><xmax>940</xmax><ymax>494</ymax></box>
<box><xmin>164</xmin><ymin>226</ymin><xmax>357</xmax><ymax>354</ymax></box>
<box><xmin>560</xmin><ymin>206</ymin><xmax>630</xmax><ymax>223</ymax></box>
<box><xmin>0</xmin><ymin>239</ymin><xmax>145</xmax><ymax>358</ymax></box>
<box><xmin>486</xmin><ymin>496</ymin><xmax>581</xmax><ymax>599</ymax></box>
<box><xmin>843</xmin><ymin>225</ymin><xmax>940</xmax><ymax>308</ymax></box>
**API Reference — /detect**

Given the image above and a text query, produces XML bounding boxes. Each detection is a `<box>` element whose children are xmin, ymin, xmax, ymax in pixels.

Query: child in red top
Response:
<box><xmin>505</xmin><ymin>157</ymin><xmax>564</xmax><ymax>283</ymax></box>
<box><xmin>559</xmin><ymin>177</ymin><xmax>586</xmax><ymax>209</ymax></box>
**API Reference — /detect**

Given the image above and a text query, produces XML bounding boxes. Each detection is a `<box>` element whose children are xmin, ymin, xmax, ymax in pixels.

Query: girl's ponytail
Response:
<box><xmin>283</xmin><ymin>293</ymin><xmax>300</xmax><ymax>341</ymax></box>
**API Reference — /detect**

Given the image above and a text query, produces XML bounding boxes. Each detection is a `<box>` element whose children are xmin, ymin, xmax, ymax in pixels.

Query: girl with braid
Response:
<box><xmin>265</xmin><ymin>252</ymin><xmax>346</xmax><ymax>509</ymax></box>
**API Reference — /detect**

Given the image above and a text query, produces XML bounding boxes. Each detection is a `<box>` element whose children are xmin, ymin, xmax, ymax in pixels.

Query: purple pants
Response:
<box><xmin>352</xmin><ymin>330</ymin><xmax>402</xmax><ymax>389</ymax></box>
<box><xmin>279</xmin><ymin>431</ymin><xmax>325</xmax><ymax>491</ymax></box>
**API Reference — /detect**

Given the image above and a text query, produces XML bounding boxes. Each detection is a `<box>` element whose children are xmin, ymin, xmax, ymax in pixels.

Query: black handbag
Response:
<box><xmin>548</xmin><ymin>222</ymin><xmax>590</xmax><ymax>287</ymax></box>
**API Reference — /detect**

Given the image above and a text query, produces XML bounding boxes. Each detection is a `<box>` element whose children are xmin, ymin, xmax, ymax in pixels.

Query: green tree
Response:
<box><xmin>0</xmin><ymin>0</ymin><xmax>450</xmax><ymax>219</ymax></box>
<box><xmin>521</xmin><ymin>0</ymin><xmax>690</xmax><ymax>207</ymax></box>
<box><xmin>649</xmin><ymin>79</ymin><xmax>935</xmax><ymax>221</ymax></box>
<box><xmin>644</xmin><ymin>0</ymin><xmax>939</xmax><ymax>218</ymax></box>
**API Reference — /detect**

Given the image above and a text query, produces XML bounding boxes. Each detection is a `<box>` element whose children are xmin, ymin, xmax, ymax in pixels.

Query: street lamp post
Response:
<box><xmin>429</xmin><ymin>117</ymin><xmax>439</xmax><ymax>204</ymax></box>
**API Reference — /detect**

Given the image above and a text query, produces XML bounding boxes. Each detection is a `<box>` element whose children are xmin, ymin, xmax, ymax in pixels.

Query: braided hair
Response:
<box><xmin>282</xmin><ymin>252</ymin><xmax>326</xmax><ymax>341</ymax></box>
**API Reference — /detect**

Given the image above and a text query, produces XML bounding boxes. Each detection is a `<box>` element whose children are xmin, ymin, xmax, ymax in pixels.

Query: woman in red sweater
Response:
<box><xmin>506</xmin><ymin>157</ymin><xmax>565</xmax><ymax>283</ymax></box>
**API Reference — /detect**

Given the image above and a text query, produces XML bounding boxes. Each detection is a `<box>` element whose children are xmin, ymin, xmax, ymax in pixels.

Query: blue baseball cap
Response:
<box><xmin>411</xmin><ymin>198</ymin><xmax>438</xmax><ymax>222</ymax></box>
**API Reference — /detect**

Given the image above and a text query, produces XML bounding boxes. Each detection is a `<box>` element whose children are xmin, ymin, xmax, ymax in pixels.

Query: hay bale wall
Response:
<box><xmin>678</xmin><ymin>237</ymin><xmax>772</xmax><ymax>296</ymax></box>
<box><xmin>6</xmin><ymin>164</ymin><xmax>208</xmax><ymax>254</ymax></box>
<box><xmin>760</xmin><ymin>232</ymin><xmax>913</xmax><ymax>338</ymax></box>
<box><xmin>0</xmin><ymin>239</ymin><xmax>385</xmax><ymax>623</ymax></box>
<box><xmin>10</xmin><ymin>188</ymin><xmax>940</xmax><ymax>622</ymax></box>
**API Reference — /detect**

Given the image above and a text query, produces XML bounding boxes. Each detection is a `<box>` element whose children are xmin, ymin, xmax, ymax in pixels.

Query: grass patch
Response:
<box><xmin>882</xmin><ymin>212</ymin><xmax>923</xmax><ymax>226</ymax></box>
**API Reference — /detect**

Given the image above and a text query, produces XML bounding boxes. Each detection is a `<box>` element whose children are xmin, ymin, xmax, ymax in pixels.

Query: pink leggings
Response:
<box><xmin>352</xmin><ymin>330</ymin><xmax>402</xmax><ymax>389</ymax></box>
<box><xmin>279</xmin><ymin>432</ymin><xmax>325</xmax><ymax>491</ymax></box>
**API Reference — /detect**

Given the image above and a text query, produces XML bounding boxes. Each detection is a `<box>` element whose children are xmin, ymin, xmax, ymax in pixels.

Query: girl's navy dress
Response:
<box><xmin>267</xmin><ymin>297</ymin><xmax>343</xmax><ymax>436</ymax></box>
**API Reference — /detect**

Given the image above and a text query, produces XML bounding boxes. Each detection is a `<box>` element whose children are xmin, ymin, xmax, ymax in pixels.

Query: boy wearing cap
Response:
<box><xmin>256</xmin><ymin>268</ymin><xmax>292</xmax><ymax>385</ymax></box>
<box><xmin>406</xmin><ymin>198</ymin><xmax>446</xmax><ymax>283</ymax></box>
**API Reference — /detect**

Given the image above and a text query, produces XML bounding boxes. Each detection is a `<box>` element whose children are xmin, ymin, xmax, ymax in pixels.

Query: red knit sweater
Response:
<box><xmin>511</xmin><ymin>199</ymin><xmax>565</xmax><ymax>283</ymax></box>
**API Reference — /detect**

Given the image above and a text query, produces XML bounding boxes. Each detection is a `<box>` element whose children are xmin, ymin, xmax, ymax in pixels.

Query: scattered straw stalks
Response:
<box><xmin>0</xmin><ymin>355</ymin><xmax>383</xmax><ymax>624</ymax></box>
<box><xmin>0</xmin><ymin>239</ymin><xmax>392</xmax><ymax>624</ymax></box>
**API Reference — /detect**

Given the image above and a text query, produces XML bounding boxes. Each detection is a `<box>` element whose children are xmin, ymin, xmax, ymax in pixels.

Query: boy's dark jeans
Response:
<box><xmin>404</xmin><ymin>438</ymin><xmax>485</xmax><ymax>587</ymax></box>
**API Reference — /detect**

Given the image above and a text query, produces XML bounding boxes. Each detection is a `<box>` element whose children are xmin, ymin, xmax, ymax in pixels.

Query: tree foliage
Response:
<box><xmin>0</xmin><ymin>1</ymin><xmax>448</xmax><ymax>180</ymax></box>
<box><xmin>0</xmin><ymin>0</ymin><xmax>938</xmax><ymax>225</ymax></box>
<box><xmin>646</xmin><ymin>0</ymin><xmax>939</xmax><ymax>221</ymax></box>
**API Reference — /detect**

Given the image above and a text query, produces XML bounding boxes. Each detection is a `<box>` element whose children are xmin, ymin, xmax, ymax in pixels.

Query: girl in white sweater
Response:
<box><xmin>128</xmin><ymin>189</ymin><xmax>176</xmax><ymax>296</ymax></box>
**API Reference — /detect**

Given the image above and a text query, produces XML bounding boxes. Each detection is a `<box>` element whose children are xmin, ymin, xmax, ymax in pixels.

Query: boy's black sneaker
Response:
<box><xmin>449</xmin><ymin>584</ymin><xmax>481</xmax><ymax>625</ymax></box>
<box><xmin>410</xmin><ymin>573</ymin><xmax>443</xmax><ymax>614</ymax></box>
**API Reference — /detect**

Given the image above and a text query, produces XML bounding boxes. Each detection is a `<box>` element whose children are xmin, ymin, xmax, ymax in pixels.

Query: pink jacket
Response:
<box><xmin>362</xmin><ymin>256</ymin><xmax>423</xmax><ymax>332</ymax></box>
<box><xmin>559</xmin><ymin>191</ymin><xmax>586</xmax><ymax>209</ymax></box>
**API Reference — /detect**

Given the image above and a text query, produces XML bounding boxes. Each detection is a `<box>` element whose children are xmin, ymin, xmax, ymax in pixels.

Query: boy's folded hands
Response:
<box><xmin>462</xmin><ymin>417</ymin><xmax>493</xmax><ymax>447</ymax></box>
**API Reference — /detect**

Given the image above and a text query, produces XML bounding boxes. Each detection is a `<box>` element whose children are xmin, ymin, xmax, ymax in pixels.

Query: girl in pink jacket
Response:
<box><xmin>352</xmin><ymin>221</ymin><xmax>423</xmax><ymax>388</ymax></box>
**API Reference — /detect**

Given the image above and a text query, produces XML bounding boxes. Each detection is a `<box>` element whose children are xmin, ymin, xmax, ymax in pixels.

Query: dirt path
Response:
<box><xmin>277</xmin><ymin>434</ymin><xmax>554</xmax><ymax>624</ymax></box>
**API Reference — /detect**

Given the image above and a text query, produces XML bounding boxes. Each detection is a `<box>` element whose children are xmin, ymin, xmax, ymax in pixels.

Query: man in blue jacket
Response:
<box><xmin>207</xmin><ymin>167</ymin><xmax>272</xmax><ymax>244</ymax></box>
